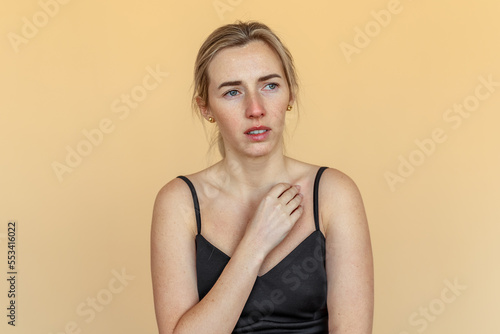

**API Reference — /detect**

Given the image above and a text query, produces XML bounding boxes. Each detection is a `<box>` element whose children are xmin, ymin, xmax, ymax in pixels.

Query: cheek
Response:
<box><xmin>270</xmin><ymin>108</ymin><xmax>287</xmax><ymax>123</ymax></box>
<box><xmin>271</xmin><ymin>97</ymin><xmax>290</xmax><ymax>114</ymax></box>
<box><xmin>216</xmin><ymin>114</ymin><xmax>241</xmax><ymax>135</ymax></box>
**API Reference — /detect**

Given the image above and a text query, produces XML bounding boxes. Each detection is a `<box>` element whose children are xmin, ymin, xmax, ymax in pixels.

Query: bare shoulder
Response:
<box><xmin>154</xmin><ymin>176</ymin><xmax>193</xmax><ymax>205</ymax></box>
<box><xmin>317</xmin><ymin>167</ymin><xmax>367</xmax><ymax>235</ymax></box>
<box><xmin>319</xmin><ymin>167</ymin><xmax>362</xmax><ymax>200</ymax></box>
<box><xmin>151</xmin><ymin>176</ymin><xmax>197</xmax><ymax>236</ymax></box>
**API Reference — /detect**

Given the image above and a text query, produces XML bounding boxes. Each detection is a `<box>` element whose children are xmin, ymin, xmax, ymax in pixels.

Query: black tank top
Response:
<box><xmin>177</xmin><ymin>166</ymin><xmax>329</xmax><ymax>333</ymax></box>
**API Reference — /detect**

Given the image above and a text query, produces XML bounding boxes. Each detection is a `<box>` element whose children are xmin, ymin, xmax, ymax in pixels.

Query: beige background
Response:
<box><xmin>1</xmin><ymin>0</ymin><xmax>499</xmax><ymax>333</ymax></box>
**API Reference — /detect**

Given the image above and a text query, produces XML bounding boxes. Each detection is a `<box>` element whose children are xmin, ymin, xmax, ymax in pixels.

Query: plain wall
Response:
<box><xmin>1</xmin><ymin>0</ymin><xmax>499</xmax><ymax>333</ymax></box>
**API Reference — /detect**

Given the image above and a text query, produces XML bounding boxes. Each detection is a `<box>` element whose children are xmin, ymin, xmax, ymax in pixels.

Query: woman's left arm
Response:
<box><xmin>322</xmin><ymin>168</ymin><xmax>374</xmax><ymax>333</ymax></box>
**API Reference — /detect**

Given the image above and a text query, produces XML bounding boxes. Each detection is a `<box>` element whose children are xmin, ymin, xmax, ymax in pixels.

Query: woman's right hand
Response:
<box><xmin>153</xmin><ymin>179</ymin><xmax>304</xmax><ymax>334</ymax></box>
<box><xmin>242</xmin><ymin>183</ymin><xmax>304</xmax><ymax>258</ymax></box>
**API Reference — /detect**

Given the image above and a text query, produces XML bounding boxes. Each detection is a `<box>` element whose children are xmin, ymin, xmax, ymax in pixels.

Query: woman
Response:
<box><xmin>151</xmin><ymin>21</ymin><xmax>373</xmax><ymax>333</ymax></box>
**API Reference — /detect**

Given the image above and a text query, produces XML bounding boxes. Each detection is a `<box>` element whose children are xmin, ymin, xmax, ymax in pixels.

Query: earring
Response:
<box><xmin>287</xmin><ymin>105</ymin><xmax>293</xmax><ymax>111</ymax></box>
<box><xmin>208</xmin><ymin>117</ymin><xmax>215</xmax><ymax>123</ymax></box>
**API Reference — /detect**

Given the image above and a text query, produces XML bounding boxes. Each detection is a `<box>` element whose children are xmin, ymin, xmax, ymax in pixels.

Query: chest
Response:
<box><xmin>199</xmin><ymin>187</ymin><xmax>318</xmax><ymax>277</ymax></box>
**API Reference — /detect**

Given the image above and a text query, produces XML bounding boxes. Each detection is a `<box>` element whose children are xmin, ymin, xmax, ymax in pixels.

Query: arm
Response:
<box><xmin>151</xmin><ymin>178</ymin><xmax>303</xmax><ymax>334</ymax></box>
<box><xmin>322</xmin><ymin>169</ymin><xmax>374</xmax><ymax>333</ymax></box>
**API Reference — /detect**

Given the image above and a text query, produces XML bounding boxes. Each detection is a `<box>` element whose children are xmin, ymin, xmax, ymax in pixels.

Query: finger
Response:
<box><xmin>278</xmin><ymin>185</ymin><xmax>300</xmax><ymax>204</ymax></box>
<box><xmin>289</xmin><ymin>205</ymin><xmax>304</xmax><ymax>221</ymax></box>
<box><xmin>267</xmin><ymin>183</ymin><xmax>293</xmax><ymax>198</ymax></box>
<box><xmin>286</xmin><ymin>192</ymin><xmax>303</xmax><ymax>213</ymax></box>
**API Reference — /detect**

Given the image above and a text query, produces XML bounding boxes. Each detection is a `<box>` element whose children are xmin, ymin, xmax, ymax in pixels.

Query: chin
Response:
<box><xmin>244</xmin><ymin>143</ymin><xmax>279</xmax><ymax>158</ymax></box>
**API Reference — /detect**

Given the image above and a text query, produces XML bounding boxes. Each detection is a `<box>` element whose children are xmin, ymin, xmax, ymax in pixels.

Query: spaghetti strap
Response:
<box><xmin>176</xmin><ymin>176</ymin><xmax>201</xmax><ymax>235</ymax></box>
<box><xmin>313</xmin><ymin>166</ymin><xmax>329</xmax><ymax>231</ymax></box>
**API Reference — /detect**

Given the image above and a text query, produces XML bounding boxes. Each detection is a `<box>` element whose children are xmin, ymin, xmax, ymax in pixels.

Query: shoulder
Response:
<box><xmin>151</xmin><ymin>176</ymin><xmax>198</xmax><ymax>236</ymax></box>
<box><xmin>154</xmin><ymin>176</ymin><xmax>193</xmax><ymax>209</ymax></box>
<box><xmin>319</xmin><ymin>167</ymin><xmax>362</xmax><ymax>200</ymax></box>
<box><xmin>317</xmin><ymin>167</ymin><xmax>366</xmax><ymax>236</ymax></box>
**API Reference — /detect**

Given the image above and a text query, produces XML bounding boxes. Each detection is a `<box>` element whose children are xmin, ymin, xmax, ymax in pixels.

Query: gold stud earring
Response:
<box><xmin>287</xmin><ymin>105</ymin><xmax>293</xmax><ymax>111</ymax></box>
<box><xmin>208</xmin><ymin>117</ymin><xmax>215</xmax><ymax>123</ymax></box>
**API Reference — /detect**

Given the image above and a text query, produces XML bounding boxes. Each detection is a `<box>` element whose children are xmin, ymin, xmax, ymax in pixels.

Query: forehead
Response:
<box><xmin>207</xmin><ymin>41</ymin><xmax>284</xmax><ymax>85</ymax></box>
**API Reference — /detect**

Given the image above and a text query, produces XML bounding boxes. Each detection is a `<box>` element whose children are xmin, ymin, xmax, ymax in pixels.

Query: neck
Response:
<box><xmin>218</xmin><ymin>149</ymin><xmax>293</xmax><ymax>200</ymax></box>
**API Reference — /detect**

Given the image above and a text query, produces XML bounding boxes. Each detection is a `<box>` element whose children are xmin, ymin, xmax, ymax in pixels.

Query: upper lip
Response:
<box><xmin>244</xmin><ymin>126</ymin><xmax>271</xmax><ymax>134</ymax></box>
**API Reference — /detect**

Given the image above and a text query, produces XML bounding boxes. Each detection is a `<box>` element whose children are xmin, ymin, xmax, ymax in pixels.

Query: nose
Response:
<box><xmin>245</xmin><ymin>93</ymin><xmax>266</xmax><ymax>119</ymax></box>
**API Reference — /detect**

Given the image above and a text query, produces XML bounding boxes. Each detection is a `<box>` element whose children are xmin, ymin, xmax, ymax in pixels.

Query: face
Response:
<box><xmin>198</xmin><ymin>40</ymin><xmax>293</xmax><ymax>158</ymax></box>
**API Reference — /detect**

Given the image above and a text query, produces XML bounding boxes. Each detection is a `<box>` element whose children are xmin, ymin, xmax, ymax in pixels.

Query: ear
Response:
<box><xmin>196</xmin><ymin>96</ymin><xmax>212</xmax><ymax>120</ymax></box>
<box><xmin>288</xmin><ymin>93</ymin><xmax>295</xmax><ymax>108</ymax></box>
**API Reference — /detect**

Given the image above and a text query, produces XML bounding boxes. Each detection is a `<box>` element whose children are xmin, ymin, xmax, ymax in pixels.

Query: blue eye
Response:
<box><xmin>224</xmin><ymin>90</ymin><xmax>239</xmax><ymax>97</ymax></box>
<box><xmin>266</xmin><ymin>83</ymin><xmax>278</xmax><ymax>90</ymax></box>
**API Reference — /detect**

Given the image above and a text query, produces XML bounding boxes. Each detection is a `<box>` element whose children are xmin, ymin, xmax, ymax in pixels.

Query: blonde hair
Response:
<box><xmin>192</xmin><ymin>21</ymin><xmax>299</xmax><ymax>158</ymax></box>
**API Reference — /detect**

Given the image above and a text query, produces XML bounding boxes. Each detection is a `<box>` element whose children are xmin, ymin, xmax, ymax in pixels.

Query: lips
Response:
<box><xmin>244</xmin><ymin>126</ymin><xmax>271</xmax><ymax>142</ymax></box>
<box><xmin>244</xmin><ymin>126</ymin><xmax>271</xmax><ymax>135</ymax></box>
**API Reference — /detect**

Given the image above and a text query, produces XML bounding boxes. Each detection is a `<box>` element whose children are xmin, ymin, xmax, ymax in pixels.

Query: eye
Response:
<box><xmin>264</xmin><ymin>83</ymin><xmax>279</xmax><ymax>90</ymax></box>
<box><xmin>224</xmin><ymin>89</ymin><xmax>239</xmax><ymax>97</ymax></box>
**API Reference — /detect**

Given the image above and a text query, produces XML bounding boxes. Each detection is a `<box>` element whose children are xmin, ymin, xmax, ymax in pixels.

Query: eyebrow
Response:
<box><xmin>217</xmin><ymin>73</ymin><xmax>282</xmax><ymax>90</ymax></box>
